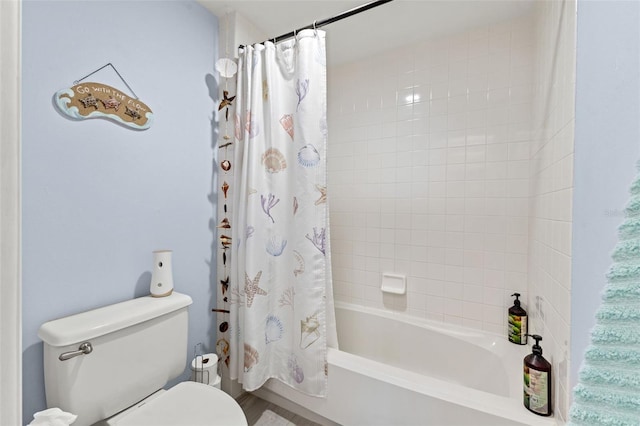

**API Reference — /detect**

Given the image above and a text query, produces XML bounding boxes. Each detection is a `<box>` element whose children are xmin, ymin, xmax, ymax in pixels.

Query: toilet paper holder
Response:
<box><xmin>191</xmin><ymin>344</ymin><xmax>220</xmax><ymax>388</ymax></box>
<box><xmin>192</xmin><ymin>353</ymin><xmax>211</xmax><ymax>384</ymax></box>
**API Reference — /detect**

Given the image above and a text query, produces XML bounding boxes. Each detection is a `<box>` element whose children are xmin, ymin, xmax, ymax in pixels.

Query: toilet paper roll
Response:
<box><xmin>190</xmin><ymin>353</ymin><xmax>219</xmax><ymax>386</ymax></box>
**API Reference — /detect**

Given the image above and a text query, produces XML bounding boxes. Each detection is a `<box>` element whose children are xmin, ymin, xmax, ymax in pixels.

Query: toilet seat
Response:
<box><xmin>113</xmin><ymin>381</ymin><xmax>247</xmax><ymax>426</ymax></box>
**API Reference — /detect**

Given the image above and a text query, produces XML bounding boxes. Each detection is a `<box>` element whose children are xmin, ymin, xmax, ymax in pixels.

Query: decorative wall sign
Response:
<box><xmin>56</xmin><ymin>82</ymin><xmax>153</xmax><ymax>130</ymax></box>
<box><xmin>54</xmin><ymin>63</ymin><xmax>153</xmax><ymax>130</ymax></box>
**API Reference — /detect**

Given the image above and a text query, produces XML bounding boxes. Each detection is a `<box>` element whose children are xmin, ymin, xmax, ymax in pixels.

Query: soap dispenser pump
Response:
<box><xmin>508</xmin><ymin>293</ymin><xmax>527</xmax><ymax>345</ymax></box>
<box><xmin>523</xmin><ymin>334</ymin><xmax>552</xmax><ymax>416</ymax></box>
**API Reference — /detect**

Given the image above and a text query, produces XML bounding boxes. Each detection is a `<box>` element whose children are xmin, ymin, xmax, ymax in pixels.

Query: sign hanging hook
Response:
<box><xmin>73</xmin><ymin>63</ymin><xmax>139</xmax><ymax>100</ymax></box>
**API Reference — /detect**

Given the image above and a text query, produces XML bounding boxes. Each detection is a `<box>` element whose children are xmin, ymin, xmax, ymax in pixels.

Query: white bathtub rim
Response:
<box><xmin>327</xmin><ymin>347</ymin><xmax>555</xmax><ymax>426</ymax></box>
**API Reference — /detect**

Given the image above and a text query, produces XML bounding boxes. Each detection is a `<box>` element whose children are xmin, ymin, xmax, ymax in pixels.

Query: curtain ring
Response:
<box><xmin>313</xmin><ymin>20</ymin><xmax>318</xmax><ymax>37</ymax></box>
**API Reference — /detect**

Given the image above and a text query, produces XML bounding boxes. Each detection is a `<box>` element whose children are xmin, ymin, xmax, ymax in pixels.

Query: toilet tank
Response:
<box><xmin>38</xmin><ymin>292</ymin><xmax>193</xmax><ymax>426</ymax></box>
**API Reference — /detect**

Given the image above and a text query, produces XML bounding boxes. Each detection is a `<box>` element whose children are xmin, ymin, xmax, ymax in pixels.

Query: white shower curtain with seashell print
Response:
<box><xmin>228</xmin><ymin>29</ymin><xmax>337</xmax><ymax>396</ymax></box>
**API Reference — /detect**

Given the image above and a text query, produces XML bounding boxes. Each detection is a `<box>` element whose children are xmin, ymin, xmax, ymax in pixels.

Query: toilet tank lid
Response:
<box><xmin>38</xmin><ymin>292</ymin><xmax>193</xmax><ymax>347</ymax></box>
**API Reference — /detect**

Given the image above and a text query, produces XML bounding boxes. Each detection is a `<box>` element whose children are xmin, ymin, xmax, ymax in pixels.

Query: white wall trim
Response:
<box><xmin>0</xmin><ymin>0</ymin><xmax>22</xmax><ymax>424</ymax></box>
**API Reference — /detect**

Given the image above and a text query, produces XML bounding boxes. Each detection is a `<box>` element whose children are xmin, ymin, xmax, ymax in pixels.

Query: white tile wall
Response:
<box><xmin>529</xmin><ymin>0</ymin><xmax>576</xmax><ymax>422</ymax></box>
<box><xmin>327</xmin><ymin>15</ymin><xmax>535</xmax><ymax>335</ymax></box>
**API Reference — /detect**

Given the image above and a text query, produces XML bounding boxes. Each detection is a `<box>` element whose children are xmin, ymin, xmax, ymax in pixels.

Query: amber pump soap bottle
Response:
<box><xmin>508</xmin><ymin>293</ymin><xmax>527</xmax><ymax>344</ymax></box>
<box><xmin>523</xmin><ymin>334</ymin><xmax>552</xmax><ymax>417</ymax></box>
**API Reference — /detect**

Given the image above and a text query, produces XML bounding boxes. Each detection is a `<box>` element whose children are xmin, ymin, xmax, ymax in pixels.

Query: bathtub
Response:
<box><xmin>254</xmin><ymin>302</ymin><xmax>557</xmax><ymax>426</ymax></box>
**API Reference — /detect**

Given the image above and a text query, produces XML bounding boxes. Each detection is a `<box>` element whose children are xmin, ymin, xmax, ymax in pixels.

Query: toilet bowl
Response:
<box><xmin>38</xmin><ymin>292</ymin><xmax>247</xmax><ymax>426</ymax></box>
<box><xmin>101</xmin><ymin>382</ymin><xmax>246</xmax><ymax>426</ymax></box>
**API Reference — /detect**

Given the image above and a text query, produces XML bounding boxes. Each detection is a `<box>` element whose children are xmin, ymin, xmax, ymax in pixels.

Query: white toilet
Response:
<box><xmin>38</xmin><ymin>292</ymin><xmax>247</xmax><ymax>426</ymax></box>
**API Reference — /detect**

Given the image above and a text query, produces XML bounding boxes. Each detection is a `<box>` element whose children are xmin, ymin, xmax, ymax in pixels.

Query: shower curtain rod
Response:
<box><xmin>238</xmin><ymin>0</ymin><xmax>394</xmax><ymax>48</ymax></box>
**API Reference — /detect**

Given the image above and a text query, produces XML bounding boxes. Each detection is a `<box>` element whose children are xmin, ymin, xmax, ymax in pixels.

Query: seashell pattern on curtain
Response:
<box><xmin>226</xmin><ymin>29</ymin><xmax>337</xmax><ymax>396</ymax></box>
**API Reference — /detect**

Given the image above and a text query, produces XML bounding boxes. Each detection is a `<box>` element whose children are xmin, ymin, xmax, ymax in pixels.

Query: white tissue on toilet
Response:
<box><xmin>28</xmin><ymin>408</ymin><xmax>77</xmax><ymax>426</ymax></box>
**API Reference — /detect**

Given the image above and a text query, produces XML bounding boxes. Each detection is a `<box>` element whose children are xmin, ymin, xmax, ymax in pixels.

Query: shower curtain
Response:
<box><xmin>228</xmin><ymin>29</ymin><xmax>337</xmax><ymax>396</ymax></box>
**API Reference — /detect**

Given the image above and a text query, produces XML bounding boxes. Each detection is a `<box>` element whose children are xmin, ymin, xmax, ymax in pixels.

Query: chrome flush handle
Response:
<box><xmin>58</xmin><ymin>342</ymin><xmax>93</xmax><ymax>361</ymax></box>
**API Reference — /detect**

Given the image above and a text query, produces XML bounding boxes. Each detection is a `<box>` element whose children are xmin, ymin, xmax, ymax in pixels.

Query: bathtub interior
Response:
<box><xmin>335</xmin><ymin>304</ymin><xmax>517</xmax><ymax>397</ymax></box>
<box><xmin>334</xmin><ymin>302</ymin><xmax>529</xmax><ymax>399</ymax></box>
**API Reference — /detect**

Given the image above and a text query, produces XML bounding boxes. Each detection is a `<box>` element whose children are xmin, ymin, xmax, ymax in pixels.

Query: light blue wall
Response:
<box><xmin>22</xmin><ymin>1</ymin><xmax>218</xmax><ymax>422</ymax></box>
<box><xmin>571</xmin><ymin>0</ymin><xmax>640</xmax><ymax>386</ymax></box>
